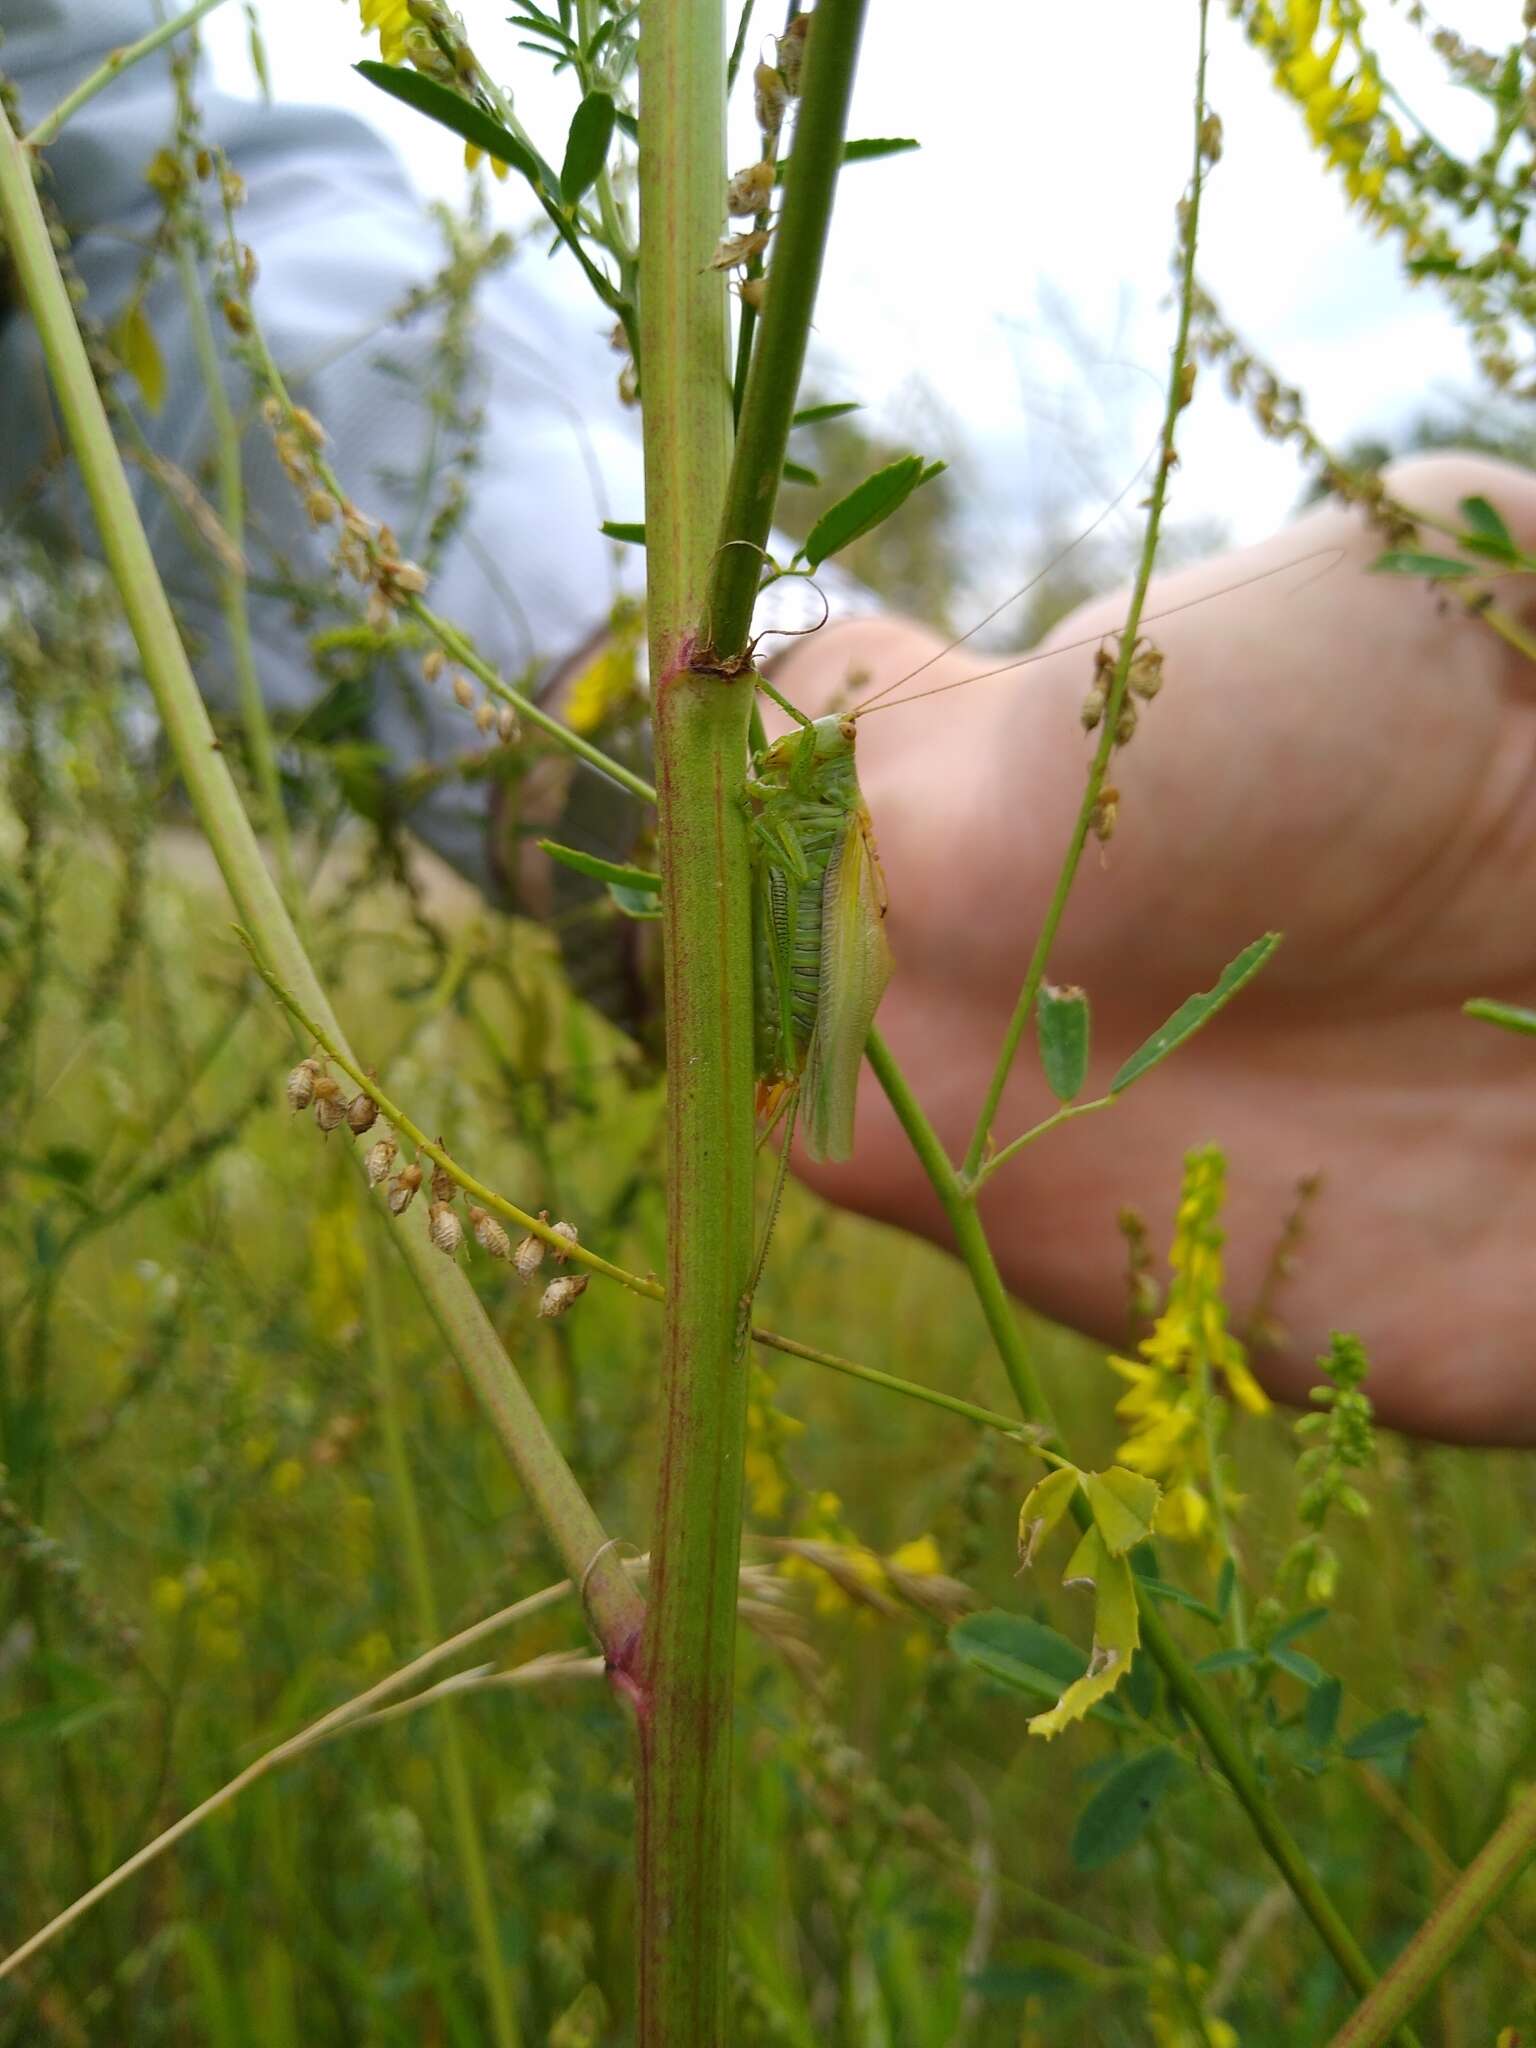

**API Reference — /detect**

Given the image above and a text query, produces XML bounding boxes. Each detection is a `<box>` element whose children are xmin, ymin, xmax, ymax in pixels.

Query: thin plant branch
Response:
<box><xmin>23</xmin><ymin>0</ymin><xmax>232</xmax><ymax>149</ymax></box>
<box><xmin>0</xmin><ymin>1582</ymin><xmax>575</xmax><ymax>1984</ymax></box>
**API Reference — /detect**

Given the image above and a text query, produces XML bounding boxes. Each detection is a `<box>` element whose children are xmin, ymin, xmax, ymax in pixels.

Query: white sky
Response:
<box><xmin>207</xmin><ymin>1</ymin><xmax>1516</xmax><ymax>611</ymax></box>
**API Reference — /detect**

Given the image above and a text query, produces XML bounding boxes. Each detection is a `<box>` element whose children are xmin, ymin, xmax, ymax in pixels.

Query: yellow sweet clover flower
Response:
<box><xmin>354</xmin><ymin>0</ymin><xmax>410</xmax><ymax>64</ymax></box>
<box><xmin>1148</xmin><ymin>1954</ymin><xmax>1239</xmax><ymax>2048</ymax></box>
<box><xmin>1107</xmin><ymin>1146</ymin><xmax>1267</xmax><ymax>1543</ymax></box>
<box><xmin>743</xmin><ymin>1368</ymin><xmax>805</xmax><ymax>1522</ymax></box>
<box><xmin>886</xmin><ymin>1534</ymin><xmax>942</xmax><ymax>1577</ymax></box>
<box><xmin>151</xmin><ymin>1575</ymin><xmax>187</xmax><ymax>1618</ymax></box>
<box><xmin>1243</xmin><ymin>0</ymin><xmax>1406</xmax><ymax>223</ymax></box>
<box><xmin>464</xmin><ymin>145</ymin><xmax>512</xmax><ymax>182</ymax></box>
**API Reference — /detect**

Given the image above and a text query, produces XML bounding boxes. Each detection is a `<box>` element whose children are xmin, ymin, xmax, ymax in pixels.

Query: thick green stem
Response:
<box><xmin>633</xmin><ymin>1</ymin><xmax>746</xmax><ymax>2039</ymax></box>
<box><xmin>1324</xmin><ymin>1782</ymin><xmax>1536</xmax><ymax>2048</ymax></box>
<box><xmin>0</xmin><ymin>106</ymin><xmax>644</xmax><ymax>1662</ymax></box>
<box><xmin>702</xmin><ymin>0</ymin><xmax>870</xmax><ymax>661</ymax></box>
<box><xmin>361</xmin><ymin>1231</ymin><xmax>522</xmax><ymax>2048</ymax></box>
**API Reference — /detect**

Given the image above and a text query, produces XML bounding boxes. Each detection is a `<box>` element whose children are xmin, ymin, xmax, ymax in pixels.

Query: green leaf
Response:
<box><xmin>949</xmin><ymin>1610</ymin><xmax>1087</xmax><ymax>1701</ymax></box>
<box><xmin>600</xmin><ymin>520</ymin><xmax>646</xmax><ymax>545</ymax></box>
<box><xmin>1196</xmin><ymin>1647</ymin><xmax>1261</xmax><ymax>1674</ymax></box>
<box><xmin>1029</xmin><ymin>1529</ymin><xmax>1140</xmax><ymax>1740</ymax></box>
<box><xmin>1269</xmin><ymin>1646</ymin><xmax>1326</xmax><ymax>1687</ymax></box>
<box><xmin>1109</xmin><ymin>932</ymin><xmax>1281</xmax><ymax>1095</ymax></box>
<box><xmin>1269</xmin><ymin>1606</ymin><xmax>1330</xmax><ymax>1648</ymax></box>
<box><xmin>609</xmin><ymin>883</ymin><xmax>662</xmax><ymax>921</ymax></box>
<box><xmin>109</xmin><ymin>300</ymin><xmax>165</xmax><ymax>414</ymax></box>
<box><xmin>1017</xmin><ymin>1464</ymin><xmax>1080</xmax><ymax>1569</ymax></box>
<box><xmin>774</xmin><ymin>137</ymin><xmax>920</xmax><ymax>184</ymax></box>
<box><xmin>355</xmin><ymin>62</ymin><xmax>546</xmax><ymax>189</ymax></box>
<box><xmin>560</xmin><ymin>89</ymin><xmax>615</xmax><ymax>205</ymax></box>
<box><xmin>799</xmin><ymin>454</ymin><xmax>946</xmax><ymax>570</ymax></box>
<box><xmin>1342</xmin><ymin>1710</ymin><xmax>1426</xmax><ymax>1762</ymax></box>
<box><xmin>538</xmin><ymin>839</ymin><xmax>661</xmax><ymax>892</ymax></box>
<box><xmin>1465</xmin><ymin>996</ymin><xmax>1536</xmax><ymax>1038</ymax></box>
<box><xmin>1305</xmin><ymin>1676</ymin><xmax>1343</xmax><ymax>1750</ymax></box>
<box><xmin>1368</xmin><ymin>549</ymin><xmax>1473</xmax><ymax>580</ymax></box>
<box><xmin>1215</xmin><ymin>1556</ymin><xmax>1236</xmax><ymax>1619</ymax></box>
<box><xmin>1129</xmin><ymin>1572</ymin><xmax>1221</xmax><ymax>1625</ymax></box>
<box><xmin>1457</xmin><ymin>494</ymin><xmax>1518</xmax><ymax>563</ymax></box>
<box><xmin>782</xmin><ymin>460</ymin><xmax>820</xmax><ymax>487</ymax></box>
<box><xmin>1070</xmin><ymin>1748</ymin><xmax>1183</xmax><ymax>1871</ymax></box>
<box><xmin>1036</xmin><ymin>983</ymin><xmax>1090</xmax><ymax>1103</ymax></box>
<box><xmin>792</xmin><ymin>401</ymin><xmax>862</xmax><ymax>427</ymax></box>
<box><xmin>1081</xmin><ymin>1467</ymin><xmax>1160</xmax><ymax>1557</ymax></box>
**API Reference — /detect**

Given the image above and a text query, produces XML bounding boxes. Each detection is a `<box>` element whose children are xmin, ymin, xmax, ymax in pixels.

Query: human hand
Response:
<box><xmin>772</xmin><ymin>453</ymin><xmax>1536</xmax><ymax>1444</ymax></box>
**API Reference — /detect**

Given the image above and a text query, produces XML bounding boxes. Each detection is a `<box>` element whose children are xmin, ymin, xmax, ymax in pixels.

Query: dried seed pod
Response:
<box><xmin>550</xmin><ymin>1220</ymin><xmax>579</xmax><ymax>1263</ymax></box>
<box><xmin>513</xmin><ymin>1233</ymin><xmax>546</xmax><ymax>1282</ymax></box>
<box><xmin>537</xmin><ymin>1274</ymin><xmax>588</xmax><ymax>1319</ymax></box>
<box><xmin>753</xmin><ymin>60</ymin><xmax>787</xmax><ymax>141</ymax></box>
<box><xmin>346</xmin><ymin>1092</ymin><xmax>379</xmax><ymax>1136</ymax></box>
<box><xmin>1128</xmin><ymin>644</ymin><xmax>1164</xmax><ymax>700</ymax></box>
<box><xmin>726</xmin><ymin>159</ymin><xmax>775</xmax><ymax>217</ymax></box>
<box><xmin>777</xmin><ymin>12</ymin><xmax>810</xmax><ymax>93</ymax></box>
<box><xmin>430</xmin><ymin>1159</ymin><xmax>457</xmax><ymax>1205</ymax></box>
<box><xmin>738</xmin><ymin>276</ymin><xmax>768</xmax><ymax>312</ymax></box>
<box><xmin>388</xmin><ymin>1162</ymin><xmax>424</xmax><ymax>1215</ymax></box>
<box><xmin>1114</xmin><ymin>699</ymin><xmax>1139</xmax><ymax>746</ymax></box>
<box><xmin>1092</xmin><ymin>785</ymin><xmax>1119</xmax><ymax>846</ymax></box>
<box><xmin>474</xmin><ymin>701</ymin><xmax>496</xmax><ymax>735</ymax></box>
<box><xmin>286</xmin><ymin>1057</ymin><xmax>322</xmax><ymax>1112</ymax></box>
<box><xmin>422</xmin><ymin>647</ymin><xmax>446</xmax><ymax>684</ymax></box>
<box><xmin>365</xmin><ymin>1136</ymin><xmax>398</xmax><ymax>1186</ymax></box>
<box><xmin>1080</xmin><ymin>686</ymin><xmax>1106</xmax><ymax>734</ymax></box>
<box><xmin>428</xmin><ymin>1202</ymin><xmax>464</xmax><ymax>1257</ymax></box>
<box><xmin>496</xmin><ymin>705</ymin><xmax>520</xmax><ymax>745</ymax></box>
<box><xmin>315</xmin><ymin>1089</ymin><xmax>348</xmax><ymax>1133</ymax></box>
<box><xmin>711</xmin><ymin>228</ymin><xmax>773</xmax><ymax>272</ymax></box>
<box><xmin>468</xmin><ymin>1205</ymin><xmax>512</xmax><ymax>1260</ymax></box>
<box><xmin>452</xmin><ymin>671</ymin><xmax>475</xmax><ymax>710</ymax></box>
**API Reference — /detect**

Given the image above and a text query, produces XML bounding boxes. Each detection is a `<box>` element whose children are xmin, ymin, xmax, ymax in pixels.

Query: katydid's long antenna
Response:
<box><xmin>853</xmin><ymin>547</ymin><xmax>1344</xmax><ymax>719</ymax></box>
<box><xmin>850</xmin><ymin>439</ymin><xmax>1159</xmax><ymax>714</ymax></box>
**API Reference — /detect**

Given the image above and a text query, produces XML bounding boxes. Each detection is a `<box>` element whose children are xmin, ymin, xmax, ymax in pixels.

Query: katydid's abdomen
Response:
<box><xmin>748</xmin><ymin>714</ymin><xmax>892</xmax><ymax>1164</ymax></box>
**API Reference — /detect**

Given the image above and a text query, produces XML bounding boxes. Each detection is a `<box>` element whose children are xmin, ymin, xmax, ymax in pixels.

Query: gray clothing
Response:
<box><xmin>1</xmin><ymin>0</ymin><xmax>645</xmax><ymax>887</ymax></box>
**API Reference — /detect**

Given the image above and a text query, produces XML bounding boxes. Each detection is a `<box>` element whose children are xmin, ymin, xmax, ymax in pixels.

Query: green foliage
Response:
<box><xmin>1108</xmin><ymin>932</ymin><xmax>1281</xmax><ymax>1096</ymax></box>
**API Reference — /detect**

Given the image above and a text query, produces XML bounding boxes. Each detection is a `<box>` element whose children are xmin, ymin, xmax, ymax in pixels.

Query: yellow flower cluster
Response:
<box><xmin>355</xmin><ymin>0</ymin><xmax>410</xmax><ymax>64</ymax></box>
<box><xmin>1247</xmin><ymin>0</ymin><xmax>1407</xmax><ymax>213</ymax></box>
<box><xmin>1108</xmin><ymin>1146</ymin><xmax>1269</xmax><ymax>1544</ymax></box>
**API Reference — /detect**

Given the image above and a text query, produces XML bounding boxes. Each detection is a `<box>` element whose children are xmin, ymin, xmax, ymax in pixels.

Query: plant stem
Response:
<box><xmin>361</xmin><ymin>1229</ymin><xmax>523</xmax><ymax>2048</ymax></box>
<box><xmin>632</xmin><ymin>0</ymin><xmax>747</xmax><ymax>2037</ymax></box>
<box><xmin>702</xmin><ymin>0</ymin><xmax>871</xmax><ymax>662</ymax></box>
<box><xmin>23</xmin><ymin>0</ymin><xmax>231</xmax><ymax>148</ymax></box>
<box><xmin>0</xmin><ymin>105</ymin><xmax>644</xmax><ymax>1663</ymax></box>
<box><xmin>865</xmin><ymin>1030</ymin><xmax>1415</xmax><ymax>2033</ymax></box>
<box><xmin>239</xmin><ymin>932</ymin><xmax>662</xmax><ymax>1299</ymax></box>
<box><xmin>1323</xmin><ymin>1781</ymin><xmax>1536</xmax><ymax>2048</ymax></box>
<box><xmin>0</xmin><ymin>1581</ymin><xmax>574</xmax><ymax>1984</ymax></box>
<box><xmin>959</xmin><ymin>0</ymin><xmax>1213</xmax><ymax>1187</ymax></box>
<box><xmin>173</xmin><ymin>236</ymin><xmax>303</xmax><ymax>921</ymax></box>
<box><xmin>750</xmin><ymin>1324</ymin><xmax>1043</xmax><ymax>1442</ymax></box>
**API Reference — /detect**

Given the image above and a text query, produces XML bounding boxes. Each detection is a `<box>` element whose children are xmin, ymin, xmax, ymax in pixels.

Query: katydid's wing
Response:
<box><xmin>803</xmin><ymin>805</ymin><xmax>893</xmax><ymax>1163</ymax></box>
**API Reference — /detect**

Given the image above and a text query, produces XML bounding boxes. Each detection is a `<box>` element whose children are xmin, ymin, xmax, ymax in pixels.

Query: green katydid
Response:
<box><xmin>743</xmin><ymin>706</ymin><xmax>890</xmax><ymax>1164</ymax></box>
<box><xmin>541</xmin><ymin>543</ymin><xmax>1335</xmax><ymax>1162</ymax></box>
